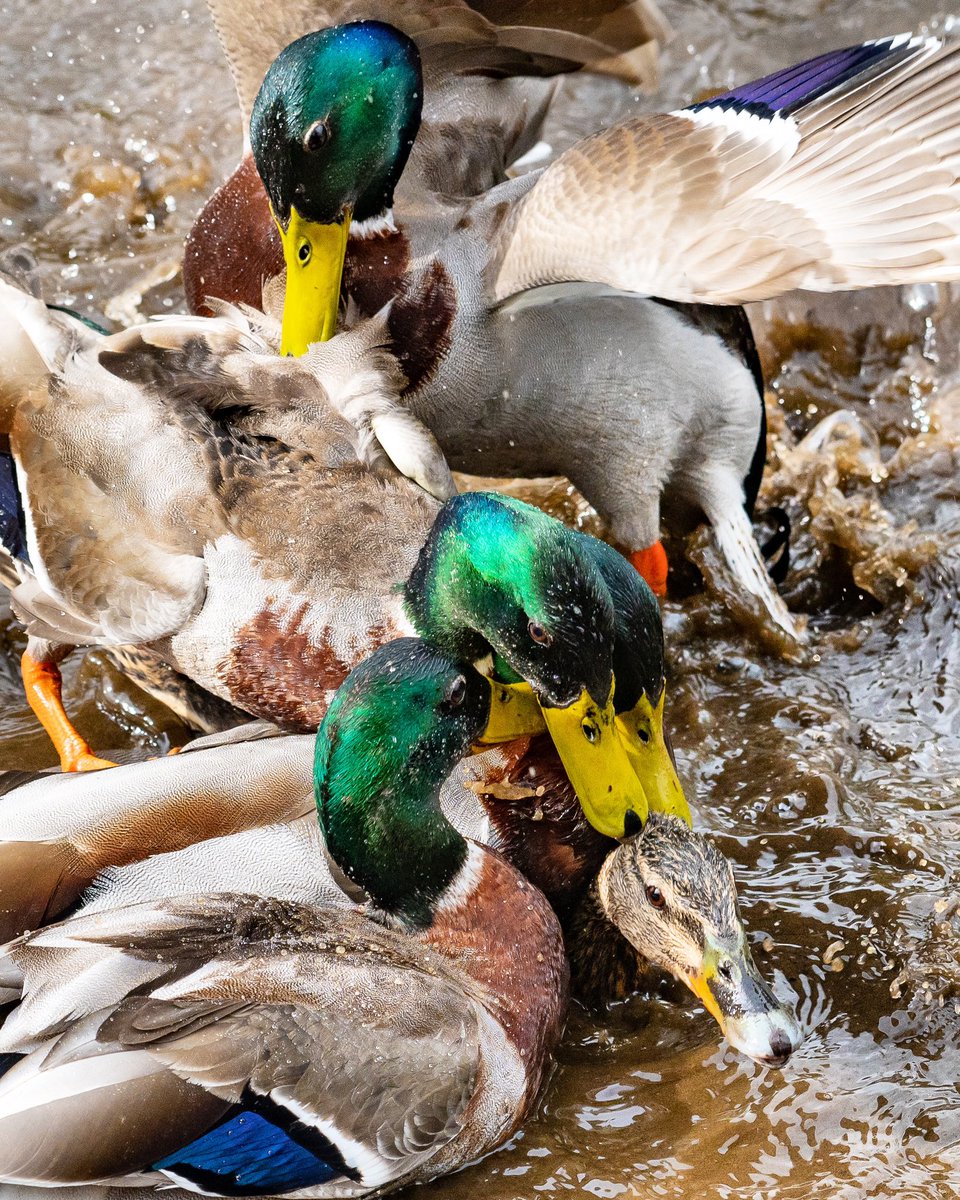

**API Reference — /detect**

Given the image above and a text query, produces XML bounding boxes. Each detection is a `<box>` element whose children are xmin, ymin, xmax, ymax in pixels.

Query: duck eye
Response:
<box><xmin>528</xmin><ymin>621</ymin><xmax>552</xmax><ymax>647</ymax></box>
<box><xmin>445</xmin><ymin>676</ymin><xmax>467</xmax><ymax>707</ymax></box>
<box><xmin>297</xmin><ymin>240</ymin><xmax>311</xmax><ymax>265</ymax></box>
<box><xmin>303</xmin><ymin>119</ymin><xmax>331</xmax><ymax>152</ymax></box>
<box><xmin>645</xmin><ymin>884</ymin><xmax>666</xmax><ymax>910</ymax></box>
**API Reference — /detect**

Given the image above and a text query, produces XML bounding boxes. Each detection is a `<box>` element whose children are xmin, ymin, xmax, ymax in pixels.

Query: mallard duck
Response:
<box><xmin>187</xmin><ymin>15</ymin><xmax>960</xmax><ymax>641</ymax></box>
<box><xmin>0</xmin><ymin>277</ymin><xmax>686</xmax><ymax>836</ymax></box>
<box><xmin>0</xmin><ymin>640</ymin><xmax>569</xmax><ymax>1192</ymax></box>
<box><xmin>0</xmin><ymin>676</ymin><xmax>798</xmax><ymax>1065</ymax></box>
<box><xmin>0</xmin><ymin>644</ymin><xmax>798</xmax><ymax>1196</ymax></box>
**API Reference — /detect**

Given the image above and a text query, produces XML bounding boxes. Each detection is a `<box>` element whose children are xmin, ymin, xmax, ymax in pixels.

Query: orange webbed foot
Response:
<box><xmin>629</xmin><ymin>540</ymin><xmax>669</xmax><ymax>598</ymax></box>
<box><xmin>61</xmin><ymin>743</ymin><xmax>118</xmax><ymax>773</ymax></box>
<box><xmin>21</xmin><ymin>651</ymin><xmax>118</xmax><ymax>773</ymax></box>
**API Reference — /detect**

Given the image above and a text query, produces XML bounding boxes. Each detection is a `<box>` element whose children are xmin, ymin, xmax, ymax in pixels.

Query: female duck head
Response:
<box><xmin>315</xmin><ymin>638</ymin><xmax>520</xmax><ymax>928</ymax></box>
<box><xmin>250</xmin><ymin>21</ymin><xmax>423</xmax><ymax>353</ymax></box>
<box><xmin>406</xmin><ymin>491</ymin><xmax>649</xmax><ymax>840</ymax></box>
<box><xmin>599</xmin><ymin>814</ymin><xmax>803</xmax><ymax>1066</ymax></box>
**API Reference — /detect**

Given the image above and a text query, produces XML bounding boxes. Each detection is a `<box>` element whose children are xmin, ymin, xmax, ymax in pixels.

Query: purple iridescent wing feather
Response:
<box><xmin>689</xmin><ymin>36</ymin><xmax>914</xmax><ymax>117</ymax></box>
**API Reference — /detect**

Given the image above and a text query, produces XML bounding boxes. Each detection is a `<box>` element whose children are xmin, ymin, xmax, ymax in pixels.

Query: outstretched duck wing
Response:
<box><xmin>491</xmin><ymin>34</ymin><xmax>960</xmax><ymax>304</ymax></box>
<box><xmin>0</xmin><ymin>896</ymin><xmax>482</xmax><ymax>1192</ymax></box>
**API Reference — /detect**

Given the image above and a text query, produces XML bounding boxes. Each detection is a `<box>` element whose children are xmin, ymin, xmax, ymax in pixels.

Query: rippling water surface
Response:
<box><xmin>2</xmin><ymin>1</ymin><xmax>960</xmax><ymax>1197</ymax></box>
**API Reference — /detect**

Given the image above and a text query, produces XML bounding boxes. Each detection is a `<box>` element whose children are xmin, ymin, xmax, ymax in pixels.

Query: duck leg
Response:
<box><xmin>628</xmin><ymin>541</ymin><xmax>668</xmax><ymax>598</ymax></box>
<box><xmin>21</xmin><ymin>640</ymin><xmax>116</xmax><ymax>772</ymax></box>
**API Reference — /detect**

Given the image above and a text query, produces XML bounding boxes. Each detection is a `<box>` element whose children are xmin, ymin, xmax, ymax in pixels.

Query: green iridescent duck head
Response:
<box><xmin>315</xmin><ymin>639</ymin><xmax>509</xmax><ymax>928</ymax></box>
<box><xmin>250</xmin><ymin>20</ymin><xmax>422</xmax><ymax>354</ymax></box>
<box><xmin>405</xmin><ymin>492</ymin><xmax>663</xmax><ymax>839</ymax></box>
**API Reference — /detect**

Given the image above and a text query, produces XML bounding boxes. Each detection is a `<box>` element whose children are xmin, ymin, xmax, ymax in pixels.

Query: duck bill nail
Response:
<box><xmin>539</xmin><ymin>687</ymin><xmax>648</xmax><ymax>839</ymax></box>
<box><xmin>277</xmin><ymin>205</ymin><xmax>351</xmax><ymax>355</ymax></box>
<box><xmin>476</xmin><ymin>679</ymin><xmax>547</xmax><ymax>745</ymax></box>
<box><xmin>616</xmin><ymin>690</ymin><xmax>691</xmax><ymax>826</ymax></box>
<box><xmin>689</xmin><ymin>940</ymin><xmax>803</xmax><ymax>1068</ymax></box>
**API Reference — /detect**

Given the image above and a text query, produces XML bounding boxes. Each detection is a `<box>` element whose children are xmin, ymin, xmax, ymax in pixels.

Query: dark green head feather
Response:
<box><xmin>314</xmin><ymin>638</ymin><xmax>487</xmax><ymax>928</ymax></box>
<box><xmin>405</xmin><ymin>491</ymin><xmax>617</xmax><ymax>709</ymax></box>
<box><xmin>573</xmin><ymin>531</ymin><xmax>664</xmax><ymax>710</ymax></box>
<box><xmin>250</xmin><ymin>21</ymin><xmax>423</xmax><ymax>227</ymax></box>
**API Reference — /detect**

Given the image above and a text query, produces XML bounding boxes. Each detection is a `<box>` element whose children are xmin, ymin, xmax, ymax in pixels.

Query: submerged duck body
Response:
<box><xmin>188</xmin><ymin>17</ymin><xmax>960</xmax><ymax>641</ymax></box>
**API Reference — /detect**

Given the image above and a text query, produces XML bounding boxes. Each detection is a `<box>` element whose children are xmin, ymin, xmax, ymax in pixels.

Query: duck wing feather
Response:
<box><xmin>0</xmin><ymin>895</ymin><xmax>482</xmax><ymax>1191</ymax></box>
<box><xmin>492</xmin><ymin>34</ymin><xmax>960</xmax><ymax>304</ymax></box>
<box><xmin>0</xmin><ymin>731</ymin><xmax>314</xmax><ymax>943</ymax></box>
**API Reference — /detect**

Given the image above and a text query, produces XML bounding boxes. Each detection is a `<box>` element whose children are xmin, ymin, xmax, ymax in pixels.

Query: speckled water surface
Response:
<box><xmin>2</xmin><ymin>1</ymin><xmax>960</xmax><ymax>1197</ymax></box>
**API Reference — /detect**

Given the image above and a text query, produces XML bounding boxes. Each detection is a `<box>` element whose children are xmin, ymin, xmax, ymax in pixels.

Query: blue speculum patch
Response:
<box><xmin>0</xmin><ymin>453</ymin><xmax>29</xmax><ymax>565</ymax></box>
<box><xmin>153</xmin><ymin>1108</ymin><xmax>345</xmax><ymax>1196</ymax></box>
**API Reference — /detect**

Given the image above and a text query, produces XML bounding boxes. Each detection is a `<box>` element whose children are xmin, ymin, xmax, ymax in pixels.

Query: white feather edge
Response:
<box><xmin>370</xmin><ymin>409</ymin><xmax>458</xmax><ymax>501</ymax></box>
<box><xmin>677</xmin><ymin>105</ymin><xmax>800</xmax><ymax>158</ymax></box>
<box><xmin>0</xmin><ymin>1049</ymin><xmax>165</xmax><ymax>1119</ymax></box>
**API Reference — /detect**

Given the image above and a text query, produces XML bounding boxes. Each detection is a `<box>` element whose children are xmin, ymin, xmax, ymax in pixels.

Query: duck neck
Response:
<box><xmin>566</xmin><ymin>875</ymin><xmax>652</xmax><ymax>1005</ymax></box>
<box><xmin>315</xmin><ymin>715</ymin><xmax>468</xmax><ymax>930</ymax></box>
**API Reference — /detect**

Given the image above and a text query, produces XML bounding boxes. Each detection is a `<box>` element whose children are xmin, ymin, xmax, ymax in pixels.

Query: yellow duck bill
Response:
<box><xmin>688</xmin><ymin>934</ymin><xmax>803</xmax><ymax>1067</ymax></box>
<box><xmin>616</xmin><ymin>690</ymin><xmax>691</xmax><ymax>825</ymax></box>
<box><xmin>277</xmin><ymin>205</ymin><xmax>351</xmax><ymax>355</ymax></box>
<box><xmin>540</xmin><ymin>687</ymin><xmax>648</xmax><ymax>839</ymax></box>
<box><xmin>475</xmin><ymin>679</ymin><xmax>548</xmax><ymax>748</ymax></box>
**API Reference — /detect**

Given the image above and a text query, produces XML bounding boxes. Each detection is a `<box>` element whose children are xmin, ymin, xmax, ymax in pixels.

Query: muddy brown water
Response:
<box><xmin>3</xmin><ymin>0</ymin><xmax>960</xmax><ymax>1196</ymax></box>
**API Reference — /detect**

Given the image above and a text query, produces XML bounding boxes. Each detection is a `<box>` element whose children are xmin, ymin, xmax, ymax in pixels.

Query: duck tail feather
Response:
<box><xmin>696</xmin><ymin>471</ymin><xmax>804</xmax><ymax>644</ymax></box>
<box><xmin>10</xmin><ymin>576</ymin><xmax>104</xmax><ymax>647</ymax></box>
